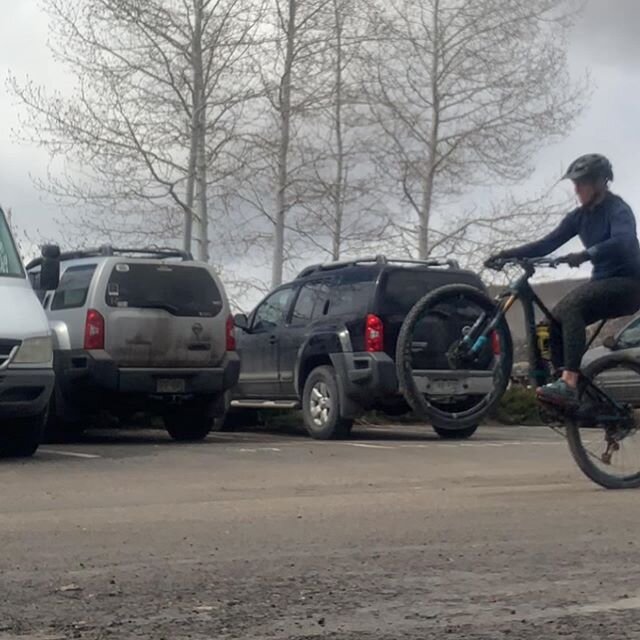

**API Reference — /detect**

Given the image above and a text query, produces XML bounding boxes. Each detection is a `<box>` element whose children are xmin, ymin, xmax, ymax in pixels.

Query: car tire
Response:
<box><xmin>214</xmin><ymin>408</ymin><xmax>260</xmax><ymax>432</ymax></box>
<box><xmin>45</xmin><ymin>394</ymin><xmax>87</xmax><ymax>443</ymax></box>
<box><xmin>164</xmin><ymin>408</ymin><xmax>213</xmax><ymax>442</ymax></box>
<box><xmin>433</xmin><ymin>424</ymin><xmax>478</xmax><ymax>440</ymax></box>
<box><xmin>379</xmin><ymin>400</ymin><xmax>411</xmax><ymax>417</ymax></box>
<box><xmin>0</xmin><ymin>411</ymin><xmax>47</xmax><ymax>458</ymax></box>
<box><xmin>302</xmin><ymin>366</ymin><xmax>353</xmax><ymax>440</ymax></box>
<box><xmin>45</xmin><ymin>420</ymin><xmax>86</xmax><ymax>444</ymax></box>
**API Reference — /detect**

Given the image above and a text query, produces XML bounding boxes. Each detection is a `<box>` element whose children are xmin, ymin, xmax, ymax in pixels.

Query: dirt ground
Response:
<box><xmin>1</xmin><ymin>424</ymin><xmax>639</xmax><ymax>639</ymax></box>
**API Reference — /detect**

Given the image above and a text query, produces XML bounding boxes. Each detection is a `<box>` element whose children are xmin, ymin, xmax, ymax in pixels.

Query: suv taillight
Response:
<box><xmin>226</xmin><ymin>315</ymin><xmax>236</xmax><ymax>351</ymax></box>
<box><xmin>365</xmin><ymin>314</ymin><xmax>384</xmax><ymax>352</ymax></box>
<box><xmin>84</xmin><ymin>309</ymin><xmax>105</xmax><ymax>350</ymax></box>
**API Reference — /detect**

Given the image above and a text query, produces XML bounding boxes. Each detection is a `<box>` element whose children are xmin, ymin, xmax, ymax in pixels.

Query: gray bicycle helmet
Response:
<box><xmin>562</xmin><ymin>154</ymin><xmax>613</xmax><ymax>183</ymax></box>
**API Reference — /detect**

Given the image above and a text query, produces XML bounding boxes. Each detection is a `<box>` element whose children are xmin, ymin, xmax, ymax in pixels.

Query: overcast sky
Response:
<box><xmin>1</xmin><ymin>0</ymin><xmax>639</xmax><ymax>275</ymax></box>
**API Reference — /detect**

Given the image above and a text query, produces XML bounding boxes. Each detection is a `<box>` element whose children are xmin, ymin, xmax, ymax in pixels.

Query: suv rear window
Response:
<box><xmin>105</xmin><ymin>263</ymin><xmax>223</xmax><ymax>318</ymax></box>
<box><xmin>51</xmin><ymin>264</ymin><xmax>97</xmax><ymax>310</ymax></box>
<box><xmin>378</xmin><ymin>268</ymin><xmax>481</xmax><ymax>314</ymax></box>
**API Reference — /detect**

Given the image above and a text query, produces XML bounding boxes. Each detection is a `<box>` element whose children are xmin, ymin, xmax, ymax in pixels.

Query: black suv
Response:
<box><xmin>231</xmin><ymin>256</ymin><xmax>485</xmax><ymax>439</ymax></box>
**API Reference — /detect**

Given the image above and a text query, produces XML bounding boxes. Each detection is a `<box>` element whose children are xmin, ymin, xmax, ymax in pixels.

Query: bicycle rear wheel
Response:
<box><xmin>396</xmin><ymin>284</ymin><xmax>513</xmax><ymax>429</ymax></box>
<box><xmin>567</xmin><ymin>356</ymin><xmax>640</xmax><ymax>489</ymax></box>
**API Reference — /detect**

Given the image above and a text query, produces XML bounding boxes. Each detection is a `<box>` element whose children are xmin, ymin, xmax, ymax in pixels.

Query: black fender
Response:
<box><xmin>294</xmin><ymin>327</ymin><xmax>364</xmax><ymax>420</ymax></box>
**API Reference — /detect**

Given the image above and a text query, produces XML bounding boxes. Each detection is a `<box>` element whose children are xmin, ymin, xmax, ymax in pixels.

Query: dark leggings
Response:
<box><xmin>550</xmin><ymin>277</ymin><xmax>640</xmax><ymax>371</ymax></box>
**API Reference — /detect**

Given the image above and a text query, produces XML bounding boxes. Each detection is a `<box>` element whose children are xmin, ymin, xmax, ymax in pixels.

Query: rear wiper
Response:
<box><xmin>137</xmin><ymin>301</ymin><xmax>180</xmax><ymax>314</ymax></box>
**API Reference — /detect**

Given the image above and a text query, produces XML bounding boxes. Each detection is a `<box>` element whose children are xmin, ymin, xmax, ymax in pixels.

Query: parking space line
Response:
<box><xmin>39</xmin><ymin>449</ymin><xmax>101</xmax><ymax>459</ymax></box>
<box><xmin>341</xmin><ymin>443</ymin><xmax>396</xmax><ymax>450</ymax></box>
<box><xmin>460</xmin><ymin>443</ymin><xmax>506</xmax><ymax>447</ymax></box>
<box><xmin>395</xmin><ymin>440</ymin><xmax>564</xmax><ymax>449</ymax></box>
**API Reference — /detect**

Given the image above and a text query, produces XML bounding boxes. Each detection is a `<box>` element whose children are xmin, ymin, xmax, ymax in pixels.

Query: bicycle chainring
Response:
<box><xmin>537</xmin><ymin>400</ymin><xmax>566</xmax><ymax>428</ymax></box>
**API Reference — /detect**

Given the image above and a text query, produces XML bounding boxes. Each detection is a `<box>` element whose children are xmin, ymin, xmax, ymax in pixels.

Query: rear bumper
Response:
<box><xmin>0</xmin><ymin>368</ymin><xmax>55</xmax><ymax>419</ymax></box>
<box><xmin>55</xmin><ymin>350</ymin><xmax>240</xmax><ymax>406</ymax></box>
<box><xmin>330</xmin><ymin>351</ymin><xmax>399</xmax><ymax>410</ymax></box>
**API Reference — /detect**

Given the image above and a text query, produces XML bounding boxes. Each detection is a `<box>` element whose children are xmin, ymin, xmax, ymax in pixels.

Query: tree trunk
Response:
<box><xmin>196</xmin><ymin>106</ymin><xmax>209</xmax><ymax>262</ymax></box>
<box><xmin>418</xmin><ymin>0</ymin><xmax>440</xmax><ymax>260</ymax></box>
<box><xmin>192</xmin><ymin>0</ymin><xmax>209</xmax><ymax>262</ymax></box>
<box><xmin>331</xmin><ymin>0</ymin><xmax>344</xmax><ymax>262</ymax></box>
<box><xmin>184</xmin><ymin>128</ymin><xmax>197</xmax><ymax>255</ymax></box>
<box><xmin>272</xmin><ymin>0</ymin><xmax>296</xmax><ymax>287</ymax></box>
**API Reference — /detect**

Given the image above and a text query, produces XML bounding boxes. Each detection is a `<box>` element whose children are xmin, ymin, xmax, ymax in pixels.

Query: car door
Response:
<box><xmin>278</xmin><ymin>279</ymin><xmax>332</xmax><ymax>398</ymax></box>
<box><xmin>236</xmin><ymin>286</ymin><xmax>295</xmax><ymax>399</ymax></box>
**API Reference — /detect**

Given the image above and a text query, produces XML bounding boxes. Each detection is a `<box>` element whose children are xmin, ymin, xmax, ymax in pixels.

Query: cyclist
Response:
<box><xmin>486</xmin><ymin>154</ymin><xmax>640</xmax><ymax>408</ymax></box>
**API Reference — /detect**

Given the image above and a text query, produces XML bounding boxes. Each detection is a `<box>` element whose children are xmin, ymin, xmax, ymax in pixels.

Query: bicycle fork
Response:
<box><xmin>464</xmin><ymin>295</ymin><xmax>517</xmax><ymax>355</ymax></box>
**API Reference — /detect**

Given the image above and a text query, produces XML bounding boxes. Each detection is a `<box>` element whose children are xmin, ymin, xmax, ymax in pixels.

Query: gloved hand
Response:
<box><xmin>484</xmin><ymin>251</ymin><xmax>512</xmax><ymax>269</ymax></box>
<box><xmin>565</xmin><ymin>251</ymin><xmax>590</xmax><ymax>268</ymax></box>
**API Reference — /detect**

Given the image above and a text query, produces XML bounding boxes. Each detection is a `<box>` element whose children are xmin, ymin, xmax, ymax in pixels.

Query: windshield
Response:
<box><xmin>0</xmin><ymin>208</ymin><xmax>25</xmax><ymax>278</ymax></box>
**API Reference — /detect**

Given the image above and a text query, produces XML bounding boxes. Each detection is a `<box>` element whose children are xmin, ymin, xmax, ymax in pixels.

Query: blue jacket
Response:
<box><xmin>510</xmin><ymin>193</ymin><xmax>640</xmax><ymax>280</ymax></box>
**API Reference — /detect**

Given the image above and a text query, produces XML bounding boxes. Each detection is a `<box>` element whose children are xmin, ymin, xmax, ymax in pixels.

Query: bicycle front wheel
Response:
<box><xmin>396</xmin><ymin>284</ymin><xmax>513</xmax><ymax>429</ymax></box>
<box><xmin>567</xmin><ymin>355</ymin><xmax>640</xmax><ymax>490</ymax></box>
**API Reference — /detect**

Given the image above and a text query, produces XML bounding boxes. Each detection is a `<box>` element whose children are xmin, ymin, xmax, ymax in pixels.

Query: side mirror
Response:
<box><xmin>39</xmin><ymin>244</ymin><xmax>60</xmax><ymax>291</ymax></box>
<box><xmin>603</xmin><ymin>336</ymin><xmax>617</xmax><ymax>351</ymax></box>
<box><xmin>41</xmin><ymin>244</ymin><xmax>61</xmax><ymax>259</ymax></box>
<box><xmin>234</xmin><ymin>313</ymin><xmax>249</xmax><ymax>331</ymax></box>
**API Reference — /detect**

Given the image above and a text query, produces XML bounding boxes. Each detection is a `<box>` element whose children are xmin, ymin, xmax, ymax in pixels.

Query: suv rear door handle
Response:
<box><xmin>269</xmin><ymin>335</ymin><xmax>279</xmax><ymax>345</ymax></box>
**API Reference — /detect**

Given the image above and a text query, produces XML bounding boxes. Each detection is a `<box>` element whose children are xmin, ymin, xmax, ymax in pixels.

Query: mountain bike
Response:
<box><xmin>396</xmin><ymin>256</ymin><xmax>640</xmax><ymax>489</ymax></box>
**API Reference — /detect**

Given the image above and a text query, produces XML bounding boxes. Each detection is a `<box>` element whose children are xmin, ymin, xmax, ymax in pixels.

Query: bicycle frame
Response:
<box><xmin>497</xmin><ymin>267</ymin><xmax>557</xmax><ymax>387</ymax></box>
<box><xmin>473</xmin><ymin>263</ymin><xmax>607</xmax><ymax>388</ymax></box>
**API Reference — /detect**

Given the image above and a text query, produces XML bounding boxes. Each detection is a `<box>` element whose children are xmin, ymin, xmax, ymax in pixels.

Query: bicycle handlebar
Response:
<box><xmin>485</xmin><ymin>255</ymin><xmax>574</xmax><ymax>272</ymax></box>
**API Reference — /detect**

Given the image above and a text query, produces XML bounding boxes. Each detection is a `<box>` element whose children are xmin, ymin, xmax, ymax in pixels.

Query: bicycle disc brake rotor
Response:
<box><xmin>446</xmin><ymin>327</ymin><xmax>484</xmax><ymax>370</ymax></box>
<box><xmin>446</xmin><ymin>340</ymin><xmax>469</xmax><ymax>369</ymax></box>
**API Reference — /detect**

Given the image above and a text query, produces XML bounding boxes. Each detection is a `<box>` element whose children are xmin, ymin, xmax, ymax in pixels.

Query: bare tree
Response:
<box><xmin>453</xmin><ymin>191</ymin><xmax>573</xmax><ymax>276</ymax></box>
<box><xmin>238</xmin><ymin>0</ymin><xmax>341</xmax><ymax>287</ymax></box>
<box><xmin>0</xmin><ymin>206</ymin><xmax>44</xmax><ymax>263</ymax></box>
<box><xmin>8</xmin><ymin>0</ymin><xmax>264</xmax><ymax>260</ymax></box>
<box><xmin>291</xmin><ymin>0</ymin><xmax>391</xmax><ymax>261</ymax></box>
<box><xmin>364</xmin><ymin>0</ymin><xmax>586</xmax><ymax>259</ymax></box>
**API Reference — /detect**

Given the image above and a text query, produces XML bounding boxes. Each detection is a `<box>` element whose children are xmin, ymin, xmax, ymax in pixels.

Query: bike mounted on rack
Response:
<box><xmin>395</xmin><ymin>256</ymin><xmax>640</xmax><ymax>490</ymax></box>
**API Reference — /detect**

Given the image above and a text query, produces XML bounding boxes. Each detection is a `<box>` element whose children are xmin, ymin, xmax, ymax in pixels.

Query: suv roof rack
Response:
<box><xmin>26</xmin><ymin>245</ymin><xmax>193</xmax><ymax>270</ymax></box>
<box><xmin>295</xmin><ymin>255</ymin><xmax>460</xmax><ymax>279</ymax></box>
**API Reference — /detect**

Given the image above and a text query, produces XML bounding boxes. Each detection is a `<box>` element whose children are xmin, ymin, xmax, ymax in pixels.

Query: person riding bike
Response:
<box><xmin>486</xmin><ymin>154</ymin><xmax>640</xmax><ymax>408</ymax></box>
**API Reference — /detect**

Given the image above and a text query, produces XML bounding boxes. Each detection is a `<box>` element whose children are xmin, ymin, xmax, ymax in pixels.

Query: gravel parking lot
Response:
<box><xmin>1</xmin><ymin>423</ymin><xmax>639</xmax><ymax>639</ymax></box>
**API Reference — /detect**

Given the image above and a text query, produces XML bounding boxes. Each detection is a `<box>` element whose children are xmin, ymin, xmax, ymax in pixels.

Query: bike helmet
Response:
<box><xmin>562</xmin><ymin>154</ymin><xmax>613</xmax><ymax>183</ymax></box>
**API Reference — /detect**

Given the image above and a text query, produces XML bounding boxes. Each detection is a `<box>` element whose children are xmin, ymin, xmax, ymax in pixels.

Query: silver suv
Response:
<box><xmin>26</xmin><ymin>246</ymin><xmax>240</xmax><ymax>441</ymax></box>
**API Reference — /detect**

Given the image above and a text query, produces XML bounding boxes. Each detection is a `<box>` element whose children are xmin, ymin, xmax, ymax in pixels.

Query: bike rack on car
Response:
<box><xmin>295</xmin><ymin>255</ymin><xmax>461</xmax><ymax>279</ymax></box>
<box><xmin>26</xmin><ymin>245</ymin><xmax>194</xmax><ymax>269</ymax></box>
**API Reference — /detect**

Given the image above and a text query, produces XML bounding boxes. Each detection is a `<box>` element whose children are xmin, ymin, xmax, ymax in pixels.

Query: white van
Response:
<box><xmin>0</xmin><ymin>206</ymin><xmax>58</xmax><ymax>457</ymax></box>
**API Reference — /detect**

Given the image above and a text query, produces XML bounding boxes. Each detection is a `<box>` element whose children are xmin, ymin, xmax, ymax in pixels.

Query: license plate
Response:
<box><xmin>429</xmin><ymin>380</ymin><xmax>459</xmax><ymax>396</ymax></box>
<box><xmin>157</xmin><ymin>378</ymin><xmax>186</xmax><ymax>394</ymax></box>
